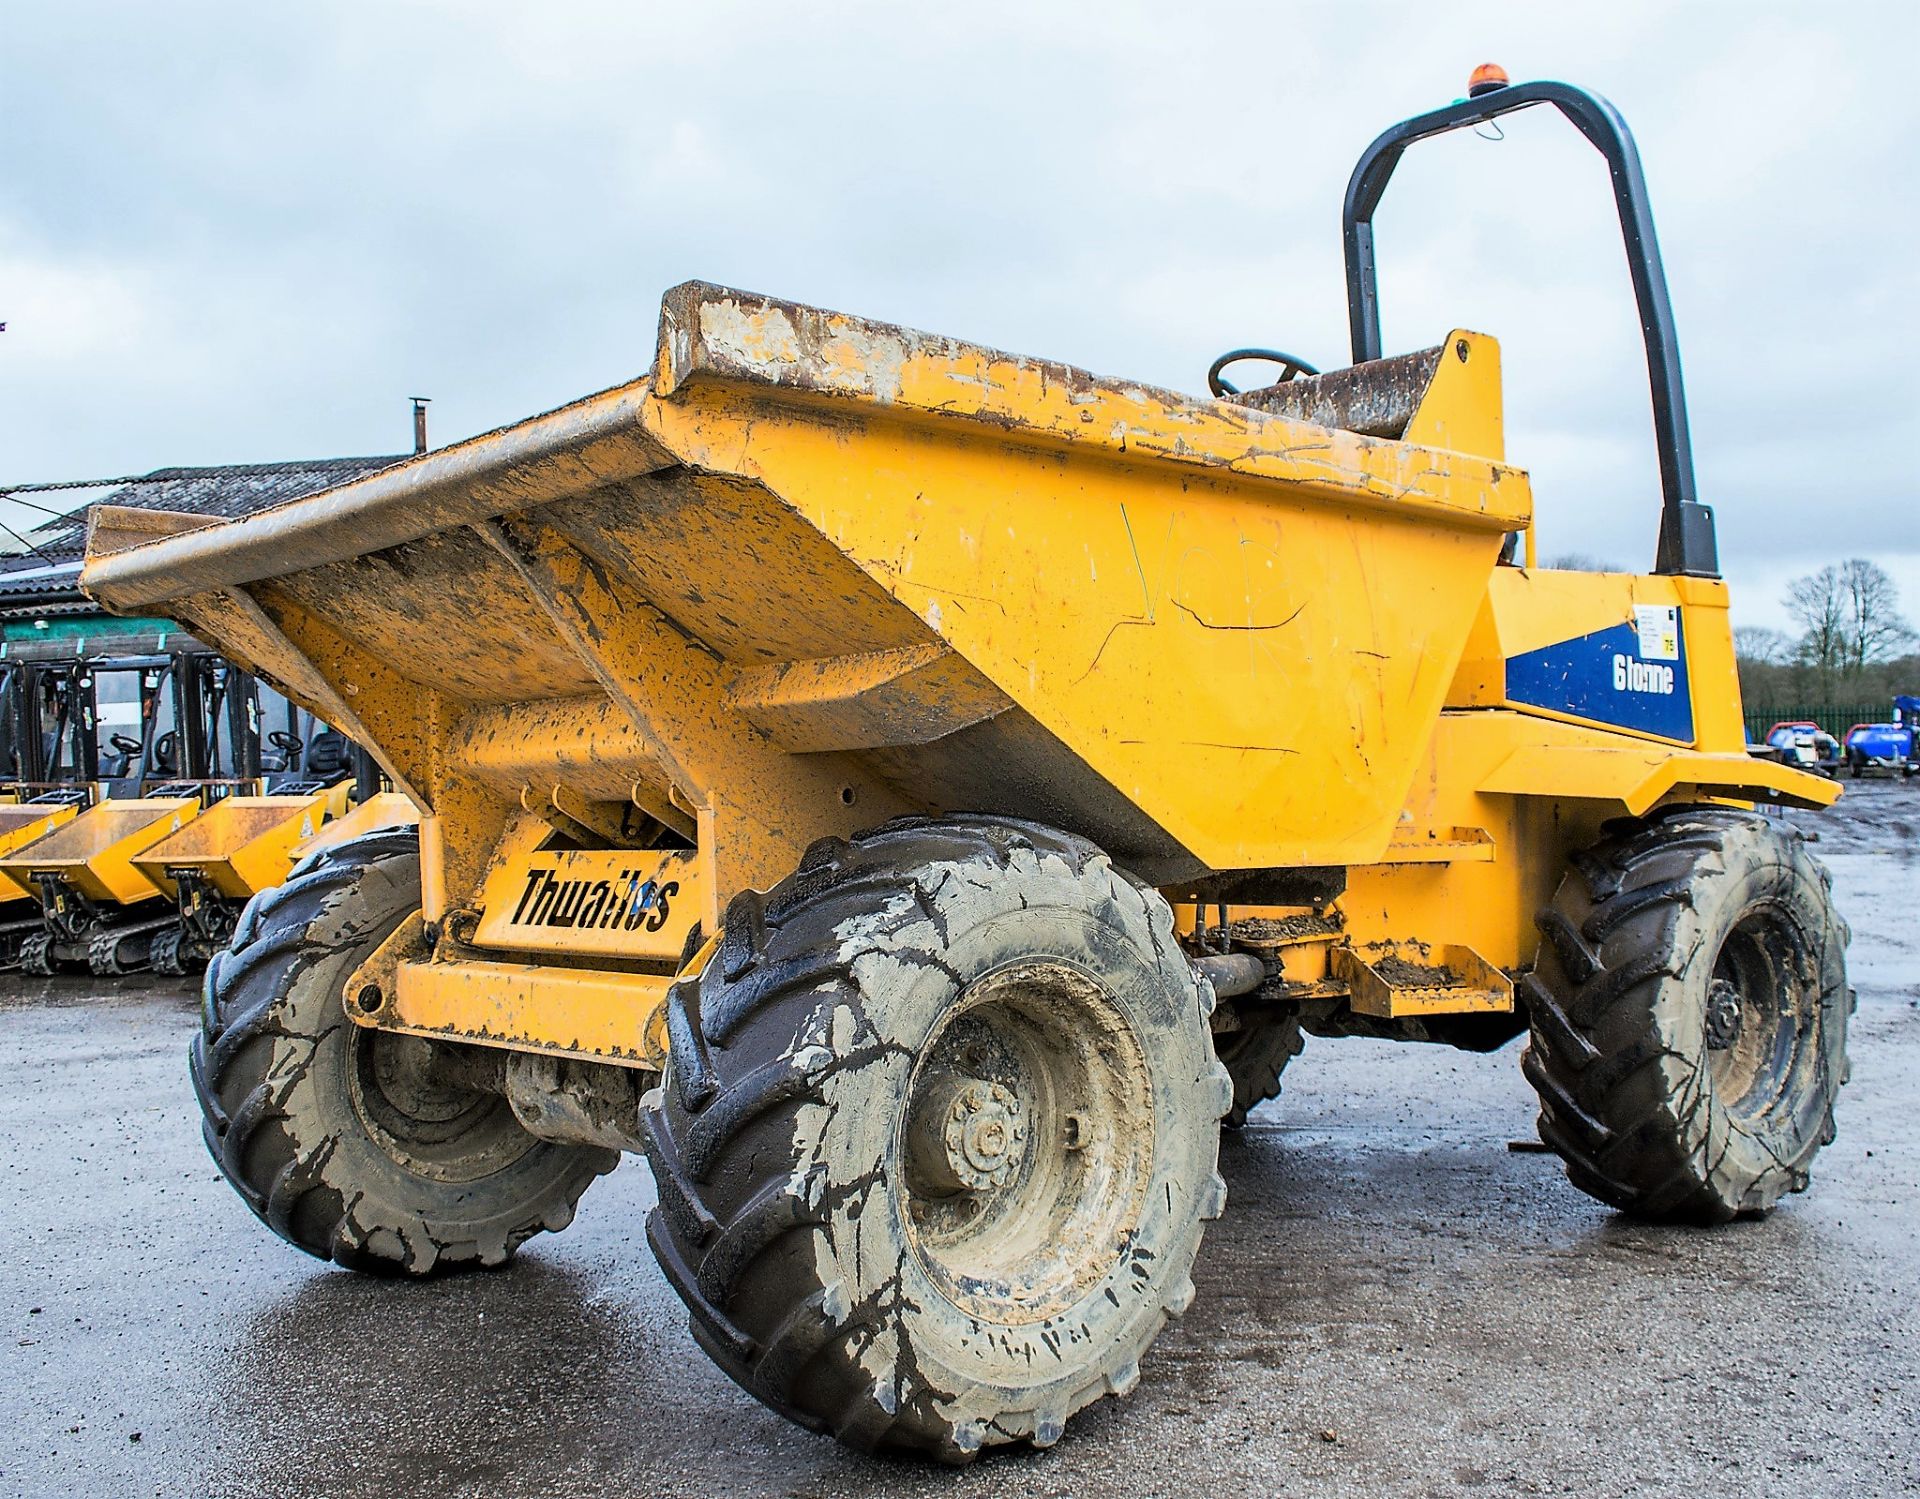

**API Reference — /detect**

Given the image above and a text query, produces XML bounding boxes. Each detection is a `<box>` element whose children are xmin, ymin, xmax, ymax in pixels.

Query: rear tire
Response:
<box><xmin>1216</xmin><ymin>1011</ymin><xmax>1305</xmax><ymax>1128</ymax></box>
<box><xmin>1521</xmin><ymin>808</ymin><xmax>1850</xmax><ymax>1222</ymax></box>
<box><xmin>642</xmin><ymin>816</ymin><xmax>1231</xmax><ymax>1459</ymax></box>
<box><xmin>191</xmin><ymin>830</ymin><xmax>616</xmax><ymax>1273</ymax></box>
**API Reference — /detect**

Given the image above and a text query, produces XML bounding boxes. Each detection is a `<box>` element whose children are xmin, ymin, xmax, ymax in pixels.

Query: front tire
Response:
<box><xmin>642</xmin><ymin>816</ymin><xmax>1231</xmax><ymax>1459</ymax></box>
<box><xmin>1521</xmin><ymin>808</ymin><xmax>1850</xmax><ymax>1222</ymax></box>
<box><xmin>191</xmin><ymin>830</ymin><xmax>616</xmax><ymax>1273</ymax></box>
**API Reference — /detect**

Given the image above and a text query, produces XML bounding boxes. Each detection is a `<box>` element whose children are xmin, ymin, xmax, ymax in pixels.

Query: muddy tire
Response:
<box><xmin>191</xmin><ymin>830</ymin><xmax>616</xmax><ymax>1273</ymax></box>
<box><xmin>1216</xmin><ymin>1011</ymin><xmax>1305</xmax><ymax>1128</ymax></box>
<box><xmin>1521</xmin><ymin>808</ymin><xmax>1850</xmax><ymax>1222</ymax></box>
<box><xmin>641</xmin><ymin>816</ymin><xmax>1231</xmax><ymax>1460</ymax></box>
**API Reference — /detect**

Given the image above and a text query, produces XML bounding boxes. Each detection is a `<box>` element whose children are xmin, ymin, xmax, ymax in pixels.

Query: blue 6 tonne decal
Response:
<box><xmin>1504</xmin><ymin>605</ymin><xmax>1694</xmax><ymax>742</ymax></box>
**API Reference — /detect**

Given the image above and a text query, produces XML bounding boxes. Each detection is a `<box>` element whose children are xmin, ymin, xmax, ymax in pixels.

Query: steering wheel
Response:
<box><xmin>109</xmin><ymin>733</ymin><xmax>143</xmax><ymax>757</ymax></box>
<box><xmin>1207</xmin><ymin>347</ymin><xmax>1321</xmax><ymax>397</ymax></box>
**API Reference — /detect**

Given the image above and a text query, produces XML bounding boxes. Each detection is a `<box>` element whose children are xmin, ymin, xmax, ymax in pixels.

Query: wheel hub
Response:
<box><xmin>910</xmin><ymin>1075</ymin><xmax>1028</xmax><ymax>1194</ymax></box>
<box><xmin>348</xmin><ymin>1028</ymin><xmax>531</xmax><ymax>1180</ymax></box>
<box><xmin>1704</xmin><ymin>908</ymin><xmax>1813</xmax><ymax>1126</ymax></box>
<box><xmin>1704</xmin><ymin>976</ymin><xmax>1745</xmax><ymax>1051</ymax></box>
<box><xmin>897</xmin><ymin>960</ymin><xmax>1155</xmax><ymax>1326</ymax></box>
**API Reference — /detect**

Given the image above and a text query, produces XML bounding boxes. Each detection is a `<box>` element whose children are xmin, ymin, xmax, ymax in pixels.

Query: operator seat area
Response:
<box><xmin>304</xmin><ymin>729</ymin><xmax>352</xmax><ymax>784</ymax></box>
<box><xmin>1228</xmin><ymin>345</ymin><xmax>1444</xmax><ymax>440</ymax></box>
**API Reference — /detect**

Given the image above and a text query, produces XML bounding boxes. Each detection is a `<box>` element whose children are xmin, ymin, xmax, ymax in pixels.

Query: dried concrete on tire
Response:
<box><xmin>1</xmin><ymin>793</ymin><xmax>1916</xmax><ymax>1497</ymax></box>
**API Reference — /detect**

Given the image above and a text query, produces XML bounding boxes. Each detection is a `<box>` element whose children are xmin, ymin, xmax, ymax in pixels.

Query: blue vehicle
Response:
<box><xmin>1843</xmin><ymin>695</ymin><xmax>1920</xmax><ymax>779</ymax></box>
<box><xmin>1760</xmin><ymin>719</ymin><xmax>1842</xmax><ymax>776</ymax></box>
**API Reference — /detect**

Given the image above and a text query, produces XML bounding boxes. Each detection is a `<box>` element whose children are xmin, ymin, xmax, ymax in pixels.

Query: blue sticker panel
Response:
<box><xmin>1504</xmin><ymin>616</ymin><xmax>1694</xmax><ymax>742</ymax></box>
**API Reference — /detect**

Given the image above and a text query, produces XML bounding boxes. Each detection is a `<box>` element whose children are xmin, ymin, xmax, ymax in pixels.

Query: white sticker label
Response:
<box><xmin>1634</xmin><ymin>604</ymin><xmax>1680</xmax><ymax>661</ymax></box>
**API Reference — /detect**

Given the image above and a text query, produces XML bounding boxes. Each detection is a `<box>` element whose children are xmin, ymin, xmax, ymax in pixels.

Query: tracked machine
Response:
<box><xmin>81</xmin><ymin>75</ymin><xmax>1851</xmax><ymax>1460</ymax></box>
<box><xmin>0</xmin><ymin>638</ymin><xmax>371</xmax><ymax>973</ymax></box>
<box><xmin>0</xmin><ymin>784</ymin><xmax>352</xmax><ymax>975</ymax></box>
<box><xmin>0</xmin><ymin>794</ymin><xmax>86</xmax><ymax>965</ymax></box>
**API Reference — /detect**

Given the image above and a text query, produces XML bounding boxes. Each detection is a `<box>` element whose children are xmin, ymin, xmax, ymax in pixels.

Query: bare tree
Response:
<box><xmin>1786</xmin><ymin>565</ymin><xmax>1849</xmax><ymax>677</ymax></box>
<box><xmin>1785</xmin><ymin>559</ymin><xmax>1917</xmax><ymax>682</ymax></box>
<box><xmin>1839</xmin><ymin>558</ymin><xmax>1916</xmax><ymax>672</ymax></box>
<box><xmin>1733</xmin><ymin>625</ymin><xmax>1793</xmax><ymax>665</ymax></box>
<box><xmin>1543</xmin><ymin>552</ymin><xmax>1621</xmax><ymax>572</ymax></box>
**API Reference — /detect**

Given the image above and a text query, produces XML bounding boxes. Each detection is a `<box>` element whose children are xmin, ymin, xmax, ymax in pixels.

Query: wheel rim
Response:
<box><xmin>1704</xmin><ymin>907</ymin><xmax>1818</xmax><ymax>1126</ymax></box>
<box><xmin>898</xmin><ymin>960</ymin><xmax>1154</xmax><ymax>1326</ymax></box>
<box><xmin>347</xmin><ymin>1029</ymin><xmax>534</xmax><ymax>1183</ymax></box>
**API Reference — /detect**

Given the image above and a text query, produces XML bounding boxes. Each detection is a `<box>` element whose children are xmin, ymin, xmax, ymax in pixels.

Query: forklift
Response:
<box><xmin>0</xmin><ymin>646</ymin><xmax>364</xmax><ymax>973</ymax></box>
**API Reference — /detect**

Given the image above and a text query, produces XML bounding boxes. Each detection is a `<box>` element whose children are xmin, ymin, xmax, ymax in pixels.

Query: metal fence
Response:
<box><xmin>1743</xmin><ymin>704</ymin><xmax>1888</xmax><ymax>743</ymax></box>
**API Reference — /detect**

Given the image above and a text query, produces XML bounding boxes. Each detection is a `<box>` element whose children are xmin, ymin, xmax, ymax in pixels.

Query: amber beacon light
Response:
<box><xmin>1468</xmin><ymin>62</ymin><xmax>1511</xmax><ymax>96</ymax></box>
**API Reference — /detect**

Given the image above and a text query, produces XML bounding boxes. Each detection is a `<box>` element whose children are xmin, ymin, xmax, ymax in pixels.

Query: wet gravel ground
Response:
<box><xmin>1</xmin><ymin>790</ymin><xmax>1916</xmax><ymax>1498</ymax></box>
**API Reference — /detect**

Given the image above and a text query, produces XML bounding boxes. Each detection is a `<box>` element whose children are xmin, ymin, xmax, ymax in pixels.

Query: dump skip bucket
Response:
<box><xmin>80</xmin><ymin>283</ymin><xmax>1531</xmax><ymax>895</ymax></box>
<box><xmin>287</xmin><ymin>791</ymin><xmax>419</xmax><ymax>865</ymax></box>
<box><xmin>131</xmin><ymin>792</ymin><xmax>333</xmax><ymax>900</ymax></box>
<box><xmin>0</xmin><ymin>804</ymin><xmax>81</xmax><ymax>901</ymax></box>
<box><xmin>0</xmin><ymin>798</ymin><xmax>200</xmax><ymax>905</ymax></box>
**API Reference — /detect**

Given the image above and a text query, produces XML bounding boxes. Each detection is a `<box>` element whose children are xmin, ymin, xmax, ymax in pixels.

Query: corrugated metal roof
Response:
<box><xmin>0</xmin><ymin>454</ymin><xmax>404</xmax><ymax>613</ymax></box>
<box><xmin>9</xmin><ymin>455</ymin><xmax>406</xmax><ymax>563</ymax></box>
<box><xmin>0</xmin><ymin>570</ymin><xmax>86</xmax><ymax>599</ymax></box>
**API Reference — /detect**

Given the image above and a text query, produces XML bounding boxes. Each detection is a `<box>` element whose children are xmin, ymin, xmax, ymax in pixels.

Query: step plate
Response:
<box><xmin>1334</xmin><ymin>941</ymin><xmax>1514</xmax><ymax>1018</ymax></box>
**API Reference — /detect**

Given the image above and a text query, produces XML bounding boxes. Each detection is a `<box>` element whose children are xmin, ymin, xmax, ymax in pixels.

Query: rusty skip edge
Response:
<box><xmin>656</xmin><ymin>284</ymin><xmax>1525</xmax><ymax>523</ymax></box>
<box><xmin>82</xmin><ymin>282</ymin><xmax>1525</xmax><ymax>617</ymax></box>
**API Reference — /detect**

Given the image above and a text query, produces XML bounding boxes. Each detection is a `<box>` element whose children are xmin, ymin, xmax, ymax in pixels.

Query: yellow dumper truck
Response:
<box><xmin>82</xmin><ymin>76</ymin><xmax>1848</xmax><ymax>1461</ymax></box>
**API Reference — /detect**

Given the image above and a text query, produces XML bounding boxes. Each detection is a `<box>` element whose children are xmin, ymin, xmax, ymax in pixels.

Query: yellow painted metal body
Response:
<box><xmin>130</xmin><ymin>791</ymin><xmax>334</xmax><ymax>900</ymax></box>
<box><xmin>78</xmin><ymin>282</ymin><xmax>1833</xmax><ymax>1068</ymax></box>
<box><xmin>290</xmin><ymin>789</ymin><xmax>419</xmax><ymax>863</ymax></box>
<box><xmin>388</xmin><ymin>960</ymin><xmax>672</xmax><ymax>1068</ymax></box>
<box><xmin>0</xmin><ymin>804</ymin><xmax>81</xmax><ymax>901</ymax></box>
<box><xmin>0</xmin><ymin>799</ymin><xmax>200</xmax><ymax>905</ymax></box>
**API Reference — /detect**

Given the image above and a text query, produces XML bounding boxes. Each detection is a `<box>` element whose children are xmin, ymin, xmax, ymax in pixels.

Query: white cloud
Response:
<box><xmin>0</xmin><ymin>238</ymin><xmax>155</xmax><ymax>366</ymax></box>
<box><xmin>0</xmin><ymin>0</ymin><xmax>1913</xmax><ymax>616</ymax></box>
<box><xmin>1726</xmin><ymin>552</ymin><xmax>1920</xmax><ymax>638</ymax></box>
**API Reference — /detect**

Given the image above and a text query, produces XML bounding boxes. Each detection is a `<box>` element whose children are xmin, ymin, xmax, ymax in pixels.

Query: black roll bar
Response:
<box><xmin>1342</xmin><ymin>79</ymin><xmax>1718</xmax><ymax>577</ymax></box>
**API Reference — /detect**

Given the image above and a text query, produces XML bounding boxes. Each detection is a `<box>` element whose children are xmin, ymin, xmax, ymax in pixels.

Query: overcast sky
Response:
<box><xmin>2</xmin><ymin>1</ymin><xmax>1915</xmax><ymax>633</ymax></box>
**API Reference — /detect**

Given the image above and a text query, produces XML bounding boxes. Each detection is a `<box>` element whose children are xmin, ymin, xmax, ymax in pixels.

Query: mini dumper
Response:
<box><xmin>80</xmin><ymin>75</ymin><xmax>1850</xmax><ymax>1460</ymax></box>
<box><xmin>0</xmin><ymin>785</ymin><xmax>350</xmax><ymax>975</ymax></box>
<box><xmin>128</xmin><ymin>786</ymin><xmax>344</xmax><ymax>973</ymax></box>
<box><xmin>0</xmin><ymin>795</ymin><xmax>85</xmax><ymax>965</ymax></box>
<box><xmin>0</xmin><ymin>794</ymin><xmax>201</xmax><ymax>973</ymax></box>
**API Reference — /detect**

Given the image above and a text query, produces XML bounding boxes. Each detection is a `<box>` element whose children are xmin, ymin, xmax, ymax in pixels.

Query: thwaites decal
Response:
<box><xmin>472</xmin><ymin>847</ymin><xmax>699</xmax><ymax>959</ymax></box>
<box><xmin>511</xmin><ymin>866</ymin><xmax>677</xmax><ymax>932</ymax></box>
